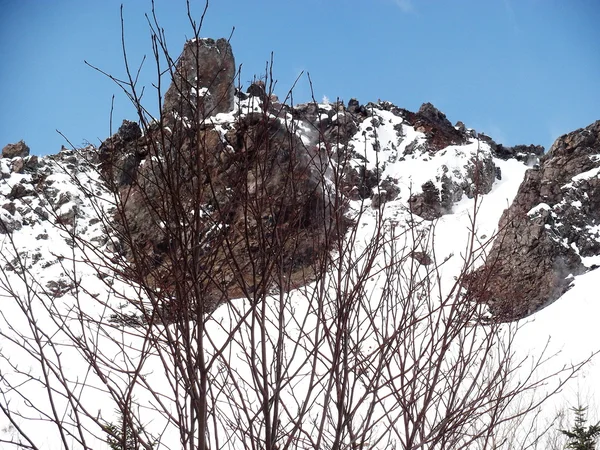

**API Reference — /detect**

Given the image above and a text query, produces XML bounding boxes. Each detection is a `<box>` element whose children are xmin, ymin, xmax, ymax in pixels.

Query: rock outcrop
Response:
<box><xmin>5</xmin><ymin>37</ymin><xmax>574</xmax><ymax>320</ymax></box>
<box><xmin>470</xmin><ymin>120</ymin><xmax>600</xmax><ymax>320</ymax></box>
<box><xmin>408</xmin><ymin>155</ymin><xmax>498</xmax><ymax>220</ymax></box>
<box><xmin>478</xmin><ymin>133</ymin><xmax>544</xmax><ymax>165</ymax></box>
<box><xmin>98</xmin><ymin>119</ymin><xmax>144</xmax><ymax>186</ymax></box>
<box><xmin>412</xmin><ymin>102</ymin><xmax>466</xmax><ymax>151</ymax></box>
<box><xmin>98</xmin><ymin>39</ymin><xmax>349</xmax><ymax>313</ymax></box>
<box><xmin>163</xmin><ymin>38</ymin><xmax>236</xmax><ymax>120</ymax></box>
<box><xmin>102</xmin><ymin>114</ymin><xmax>348</xmax><ymax>312</ymax></box>
<box><xmin>2</xmin><ymin>140</ymin><xmax>30</xmax><ymax>159</ymax></box>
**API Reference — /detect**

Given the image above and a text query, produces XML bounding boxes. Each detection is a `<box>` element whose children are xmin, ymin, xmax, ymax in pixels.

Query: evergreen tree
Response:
<box><xmin>561</xmin><ymin>405</ymin><xmax>600</xmax><ymax>450</ymax></box>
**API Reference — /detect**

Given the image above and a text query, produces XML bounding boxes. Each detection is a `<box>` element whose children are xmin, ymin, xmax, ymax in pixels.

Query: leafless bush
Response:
<box><xmin>0</xmin><ymin>2</ymin><xmax>590</xmax><ymax>449</ymax></box>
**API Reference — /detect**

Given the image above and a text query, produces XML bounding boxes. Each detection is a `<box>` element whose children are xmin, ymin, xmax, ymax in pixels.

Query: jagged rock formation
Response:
<box><xmin>285</xmin><ymin>98</ymin><xmax>499</xmax><ymax>216</ymax></box>
<box><xmin>2</xmin><ymin>140</ymin><xmax>30</xmax><ymax>159</ymax></box>
<box><xmin>410</xmin><ymin>102</ymin><xmax>466</xmax><ymax>151</ymax></box>
<box><xmin>0</xmin><ymin>145</ymin><xmax>99</xmax><ymax>237</ymax></box>
<box><xmin>98</xmin><ymin>40</ymin><xmax>349</xmax><ymax>312</ymax></box>
<box><xmin>104</xmin><ymin>83</ymin><xmax>534</xmax><ymax>311</ymax></box>
<box><xmin>478</xmin><ymin>133</ymin><xmax>544</xmax><ymax>165</ymax></box>
<box><xmin>163</xmin><ymin>38</ymin><xmax>236</xmax><ymax>120</ymax></box>
<box><xmin>104</xmin><ymin>113</ymin><xmax>346</xmax><ymax>311</ymax></box>
<box><xmin>407</xmin><ymin>153</ymin><xmax>499</xmax><ymax>220</ymax></box>
<box><xmin>2</xmin><ymin>38</ymin><xmax>577</xmax><ymax>319</ymax></box>
<box><xmin>471</xmin><ymin>120</ymin><xmax>600</xmax><ymax>320</ymax></box>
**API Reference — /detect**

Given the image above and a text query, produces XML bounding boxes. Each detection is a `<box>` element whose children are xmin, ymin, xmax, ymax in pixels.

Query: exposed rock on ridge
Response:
<box><xmin>471</xmin><ymin>120</ymin><xmax>600</xmax><ymax>320</ymax></box>
<box><xmin>2</xmin><ymin>140</ymin><xmax>30</xmax><ymax>159</ymax></box>
<box><xmin>99</xmin><ymin>39</ymin><xmax>348</xmax><ymax>312</ymax></box>
<box><xmin>1</xmin><ymin>38</ymin><xmax>561</xmax><ymax>318</ymax></box>
<box><xmin>163</xmin><ymin>38</ymin><xmax>236</xmax><ymax>120</ymax></box>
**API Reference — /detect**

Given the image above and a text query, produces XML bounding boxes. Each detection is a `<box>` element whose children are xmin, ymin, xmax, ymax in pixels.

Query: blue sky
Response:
<box><xmin>0</xmin><ymin>0</ymin><xmax>598</xmax><ymax>155</ymax></box>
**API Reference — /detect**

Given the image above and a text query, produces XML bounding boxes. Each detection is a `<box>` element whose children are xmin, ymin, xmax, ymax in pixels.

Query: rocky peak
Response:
<box><xmin>417</xmin><ymin>102</ymin><xmax>452</xmax><ymax>127</ymax></box>
<box><xmin>162</xmin><ymin>37</ymin><xmax>236</xmax><ymax>120</ymax></box>
<box><xmin>2</xmin><ymin>140</ymin><xmax>30</xmax><ymax>159</ymax></box>
<box><xmin>478</xmin><ymin>132</ymin><xmax>544</xmax><ymax>164</ymax></box>
<box><xmin>411</xmin><ymin>102</ymin><xmax>466</xmax><ymax>151</ymax></box>
<box><xmin>1</xmin><ymin>36</ymin><xmax>568</xmax><ymax>319</ymax></box>
<box><xmin>470</xmin><ymin>120</ymin><xmax>600</xmax><ymax>320</ymax></box>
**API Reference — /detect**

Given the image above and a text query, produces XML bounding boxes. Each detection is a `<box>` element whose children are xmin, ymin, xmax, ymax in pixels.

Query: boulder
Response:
<box><xmin>8</xmin><ymin>183</ymin><xmax>34</xmax><ymax>200</ymax></box>
<box><xmin>11</xmin><ymin>158</ymin><xmax>24</xmax><ymax>174</ymax></box>
<box><xmin>455</xmin><ymin>121</ymin><xmax>466</xmax><ymax>133</ymax></box>
<box><xmin>2</xmin><ymin>140</ymin><xmax>30</xmax><ymax>158</ymax></box>
<box><xmin>117</xmin><ymin>120</ymin><xmax>142</xmax><ymax>142</ymax></box>
<box><xmin>246</xmin><ymin>80</ymin><xmax>268</xmax><ymax>104</ymax></box>
<box><xmin>409</xmin><ymin>181</ymin><xmax>443</xmax><ymax>220</ymax></box>
<box><xmin>347</xmin><ymin>98</ymin><xmax>360</xmax><ymax>113</ymax></box>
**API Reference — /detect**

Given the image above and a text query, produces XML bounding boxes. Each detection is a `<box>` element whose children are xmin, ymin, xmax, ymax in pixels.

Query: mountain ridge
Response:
<box><xmin>0</xmin><ymin>36</ymin><xmax>599</xmax><ymax>449</ymax></box>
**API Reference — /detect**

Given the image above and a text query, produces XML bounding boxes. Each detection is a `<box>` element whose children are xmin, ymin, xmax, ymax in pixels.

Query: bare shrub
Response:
<box><xmin>0</xmin><ymin>2</ymin><xmax>591</xmax><ymax>449</ymax></box>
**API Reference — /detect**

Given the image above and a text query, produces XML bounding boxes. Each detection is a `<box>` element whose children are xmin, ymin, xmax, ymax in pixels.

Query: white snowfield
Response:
<box><xmin>0</xmin><ymin>100</ymin><xmax>597</xmax><ymax>449</ymax></box>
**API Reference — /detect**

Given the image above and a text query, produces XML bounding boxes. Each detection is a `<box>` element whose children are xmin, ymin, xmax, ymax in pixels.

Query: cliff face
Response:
<box><xmin>470</xmin><ymin>121</ymin><xmax>600</xmax><ymax>320</ymax></box>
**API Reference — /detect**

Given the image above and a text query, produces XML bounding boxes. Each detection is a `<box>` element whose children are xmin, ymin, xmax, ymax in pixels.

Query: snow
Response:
<box><xmin>572</xmin><ymin>165</ymin><xmax>600</xmax><ymax>182</ymax></box>
<box><xmin>528</xmin><ymin>202</ymin><xmax>552</xmax><ymax>217</ymax></box>
<box><xmin>191</xmin><ymin>86</ymin><xmax>210</xmax><ymax>97</ymax></box>
<box><xmin>0</xmin><ymin>106</ymin><xmax>599</xmax><ymax>449</ymax></box>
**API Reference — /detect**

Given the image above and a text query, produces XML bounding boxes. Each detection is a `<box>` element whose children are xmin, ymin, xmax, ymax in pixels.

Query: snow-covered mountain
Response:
<box><xmin>0</xmin><ymin>38</ymin><xmax>598</xmax><ymax>449</ymax></box>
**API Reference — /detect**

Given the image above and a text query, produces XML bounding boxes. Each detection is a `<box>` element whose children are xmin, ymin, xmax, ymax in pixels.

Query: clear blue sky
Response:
<box><xmin>0</xmin><ymin>0</ymin><xmax>598</xmax><ymax>155</ymax></box>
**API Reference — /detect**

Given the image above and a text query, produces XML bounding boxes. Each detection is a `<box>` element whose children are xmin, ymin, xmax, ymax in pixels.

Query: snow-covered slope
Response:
<box><xmin>0</xmin><ymin>91</ymin><xmax>598</xmax><ymax>449</ymax></box>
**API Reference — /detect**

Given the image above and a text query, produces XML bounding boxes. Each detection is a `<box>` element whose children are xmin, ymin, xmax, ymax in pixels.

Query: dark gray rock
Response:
<box><xmin>347</xmin><ymin>98</ymin><xmax>360</xmax><ymax>113</ymax></box>
<box><xmin>235</xmin><ymin>87</ymin><xmax>249</xmax><ymax>101</ymax></box>
<box><xmin>494</xmin><ymin>143</ymin><xmax>544</xmax><ymax>163</ymax></box>
<box><xmin>8</xmin><ymin>183</ymin><xmax>33</xmax><ymax>200</ymax></box>
<box><xmin>117</xmin><ymin>120</ymin><xmax>142</xmax><ymax>142</ymax></box>
<box><xmin>371</xmin><ymin>177</ymin><xmax>400</xmax><ymax>208</ymax></box>
<box><xmin>99</xmin><ymin>121</ymin><xmax>145</xmax><ymax>187</ymax></box>
<box><xmin>401</xmin><ymin>103</ymin><xmax>466</xmax><ymax>151</ymax></box>
<box><xmin>417</xmin><ymin>102</ymin><xmax>453</xmax><ymax>129</ymax></box>
<box><xmin>0</xmin><ymin>214</ymin><xmax>22</xmax><ymax>234</ymax></box>
<box><xmin>409</xmin><ymin>181</ymin><xmax>443</xmax><ymax>220</ymax></box>
<box><xmin>246</xmin><ymin>80</ymin><xmax>268</xmax><ymax>103</ymax></box>
<box><xmin>411</xmin><ymin>155</ymin><xmax>497</xmax><ymax>220</ymax></box>
<box><xmin>23</xmin><ymin>155</ymin><xmax>40</xmax><ymax>173</ymax></box>
<box><xmin>2</xmin><ymin>202</ymin><xmax>16</xmax><ymax>216</ymax></box>
<box><xmin>325</xmin><ymin>111</ymin><xmax>359</xmax><ymax>144</ymax></box>
<box><xmin>342</xmin><ymin>166</ymin><xmax>379</xmax><ymax>200</ymax></box>
<box><xmin>45</xmin><ymin>279</ymin><xmax>74</xmax><ymax>297</ymax></box>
